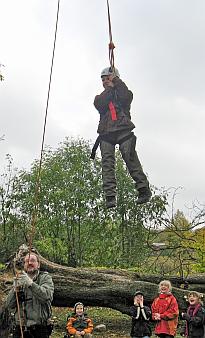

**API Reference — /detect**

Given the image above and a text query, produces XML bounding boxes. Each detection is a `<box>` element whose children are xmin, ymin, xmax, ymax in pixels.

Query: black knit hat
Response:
<box><xmin>134</xmin><ymin>290</ymin><xmax>144</xmax><ymax>297</ymax></box>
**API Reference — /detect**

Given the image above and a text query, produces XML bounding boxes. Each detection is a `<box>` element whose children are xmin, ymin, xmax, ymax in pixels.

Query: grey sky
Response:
<box><xmin>0</xmin><ymin>0</ymin><xmax>205</xmax><ymax>217</ymax></box>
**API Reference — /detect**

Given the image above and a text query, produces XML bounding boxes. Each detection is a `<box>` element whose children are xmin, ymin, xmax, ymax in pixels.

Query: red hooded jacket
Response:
<box><xmin>151</xmin><ymin>293</ymin><xmax>179</xmax><ymax>336</ymax></box>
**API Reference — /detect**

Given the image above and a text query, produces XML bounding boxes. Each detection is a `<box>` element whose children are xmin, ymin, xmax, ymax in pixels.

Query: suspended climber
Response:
<box><xmin>91</xmin><ymin>0</ymin><xmax>151</xmax><ymax>209</ymax></box>
<box><xmin>92</xmin><ymin>66</ymin><xmax>151</xmax><ymax>209</ymax></box>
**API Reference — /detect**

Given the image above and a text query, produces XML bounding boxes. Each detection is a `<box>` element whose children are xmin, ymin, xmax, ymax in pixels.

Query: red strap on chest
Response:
<box><xmin>109</xmin><ymin>101</ymin><xmax>117</xmax><ymax>120</ymax></box>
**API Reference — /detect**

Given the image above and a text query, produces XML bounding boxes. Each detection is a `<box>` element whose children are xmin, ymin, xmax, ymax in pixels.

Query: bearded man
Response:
<box><xmin>5</xmin><ymin>252</ymin><xmax>54</xmax><ymax>338</ymax></box>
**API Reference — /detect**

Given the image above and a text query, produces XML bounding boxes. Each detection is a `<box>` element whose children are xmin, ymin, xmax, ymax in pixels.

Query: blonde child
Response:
<box><xmin>151</xmin><ymin>280</ymin><xmax>179</xmax><ymax>338</ymax></box>
<box><xmin>181</xmin><ymin>291</ymin><xmax>205</xmax><ymax>338</ymax></box>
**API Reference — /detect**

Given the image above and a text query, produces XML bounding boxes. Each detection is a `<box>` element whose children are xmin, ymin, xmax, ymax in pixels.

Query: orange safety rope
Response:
<box><xmin>106</xmin><ymin>0</ymin><xmax>115</xmax><ymax>70</ymax></box>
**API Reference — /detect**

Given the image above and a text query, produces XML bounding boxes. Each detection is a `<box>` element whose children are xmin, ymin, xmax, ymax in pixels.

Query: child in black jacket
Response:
<box><xmin>130</xmin><ymin>290</ymin><xmax>152</xmax><ymax>338</ymax></box>
<box><xmin>181</xmin><ymin>291</ymin><xmax>205</xmax><ymax>338</ymax></box>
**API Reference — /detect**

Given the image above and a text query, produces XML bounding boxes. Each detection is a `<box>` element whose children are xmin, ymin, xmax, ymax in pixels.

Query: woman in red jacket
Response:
<box><xmin>151</xmin><ymin>280</ymin><xmax>179</xmax><ymax>338</ymax></box>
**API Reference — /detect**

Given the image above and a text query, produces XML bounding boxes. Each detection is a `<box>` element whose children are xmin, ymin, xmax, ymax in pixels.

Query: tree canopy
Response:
<box><xmin>0</xmin><ymin>137</ymin><xmax>204</xmax><ymax>276</ymax></box>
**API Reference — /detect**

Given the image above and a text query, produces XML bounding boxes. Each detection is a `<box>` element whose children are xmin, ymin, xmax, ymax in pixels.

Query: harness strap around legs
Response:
<box><xmin>90</xmin><ymin>136</ymin><xmax>101</xmax><ymax>159</ymax></box>
<box><xmin>91</xmin><ymin>132</ymin><xmax>136</xmax><ymax>160</ymax></box>
<box><xmin>91</xmin><ymin>135</ymin><xmax>116</xmax><ymax>159</ymax></box>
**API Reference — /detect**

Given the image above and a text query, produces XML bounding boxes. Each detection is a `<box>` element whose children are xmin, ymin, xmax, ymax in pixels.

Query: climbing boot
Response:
<box><xmin>106</xmin><ymin>196</ymin><xmax>116</xmax><ymax>209</ymax></box>
<box><xmin>136</xmin><ymin>186</ymin><xmax>151</xmax><ymax>205</ymax></box>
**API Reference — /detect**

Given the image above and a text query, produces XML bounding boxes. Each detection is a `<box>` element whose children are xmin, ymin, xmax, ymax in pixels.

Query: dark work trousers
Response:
<box><xmin>158</xmin><ymin>335</ymin><xmax>174</xmax><ymax>338</ymax></box>
<box><xmin>13</xmin><ymin>326</ymin><xmax>50</xmax><ymax>338</ymax></box>
<box><xmin>100</xmin><ymin>130</ymin><xmax>149</xmax><ymax>198</ymax></box>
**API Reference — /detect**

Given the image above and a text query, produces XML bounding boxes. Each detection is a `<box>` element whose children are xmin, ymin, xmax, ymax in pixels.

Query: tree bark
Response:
<box><xmin>1</xmin><ymin>245</ymin><xmax>205</xmax><ymax>315</ymax></box>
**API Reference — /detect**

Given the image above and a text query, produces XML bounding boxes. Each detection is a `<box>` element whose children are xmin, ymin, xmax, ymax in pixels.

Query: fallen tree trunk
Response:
<box><xmin>2</xmin><ymin>245</ymin><xmax>205</xmax><ymax>315</ymax></box>
<box><xmin>137</xmin><ymin>274</ymin><xmax>205</xmax><ymax>285</ymax></box>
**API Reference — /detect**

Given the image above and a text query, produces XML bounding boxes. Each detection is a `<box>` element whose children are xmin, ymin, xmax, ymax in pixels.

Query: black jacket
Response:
<box><xmin>94</xmin><ymin>77</ymin><xmax>135</xmax><ymax>135</ymax></box>
<box><xmin>181</xmin><ymin>305</ymin><xmax>205</xmax><ymax>338</ymax></box>
<box><xmin>130</xmin><ymin>305</ymin><xmax>152</xmax><ymax>337</ymax></box>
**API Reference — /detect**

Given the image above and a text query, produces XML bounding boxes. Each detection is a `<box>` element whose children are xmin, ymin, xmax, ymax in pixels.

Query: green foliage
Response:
<box><xmin>0</xmin><ymin>137</ymin><xmax>168</xmax><ymax>268</ymax></box>
<box><xmin>1</xmin><ymin>137</ymin><xmax>204</xmax><ymax>275</ymax></box>
<box><xmin>0</xmin><ymin>154</ymin><xmax>23</xmax><ymax>262</ymax></box>
<box><xmin>146</xmin><ymin>209</ymin><xmax>205</xmax><ymax>276</ymax></box>
<box><xmin>0</xmin><ymin>262</ymin><xmax>5</xmax><ymax>270</ymax></box>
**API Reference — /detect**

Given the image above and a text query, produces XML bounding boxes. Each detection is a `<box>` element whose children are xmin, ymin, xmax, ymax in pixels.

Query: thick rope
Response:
<box><xmin>28</xmin><ymin>0</ymin><xmax>61</xmax><ymax>253</ymax></box>
<box><xmin>106</xmin><ymin>0</ymin><xmax>115</xmax><ymax>70</ymax></box>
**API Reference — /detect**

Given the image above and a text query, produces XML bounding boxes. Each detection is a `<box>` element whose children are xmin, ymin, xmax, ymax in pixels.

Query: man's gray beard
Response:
<box><xmin>26</xmin><ymin>269</ymin><xmax>39</xmax><ymax>279</ymax></box>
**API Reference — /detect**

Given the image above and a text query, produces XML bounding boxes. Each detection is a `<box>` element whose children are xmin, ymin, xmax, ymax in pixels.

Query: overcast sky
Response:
<box><xmin>0</xmin><ymin>0</ymin><xmax>205</xmax><ymax>218</ymax></box>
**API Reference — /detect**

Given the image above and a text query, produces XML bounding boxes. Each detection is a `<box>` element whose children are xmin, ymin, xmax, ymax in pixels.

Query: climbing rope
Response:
<box><xmin>13</xmin><ymin>255</ymin><xmax>24</xmax><ymax>338</ymax></box>
<box><xmin>13</xmin><ymin>2</ymin><xmax>61</xmax><ymax>337</ymax></box>
<box><xmin>106</xmin><ymin>0</ymin><xmax>115</xmax><ymax>70</ymax></box>
<box><xmin>28</xmin><ymin>0</ymin><xmax>61</xmax><ymax>253</ymax></box>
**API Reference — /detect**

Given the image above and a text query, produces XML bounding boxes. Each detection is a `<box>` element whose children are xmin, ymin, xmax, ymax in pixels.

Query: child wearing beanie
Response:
<box><xmin>66</xmin><ymin>302</ymin><xmax>93</xmax><ymax>338</ymax></box>
<box><xmin>130</xmin><ymin>290</ymin><xmax>152</xmax><ymax>338</ymax></box>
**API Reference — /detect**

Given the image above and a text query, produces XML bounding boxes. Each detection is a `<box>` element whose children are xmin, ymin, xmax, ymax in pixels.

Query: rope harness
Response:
<box><xmin>91</xmin><ymin>132</ymin><xmax>136</xmax><ymax>161</ymax></box>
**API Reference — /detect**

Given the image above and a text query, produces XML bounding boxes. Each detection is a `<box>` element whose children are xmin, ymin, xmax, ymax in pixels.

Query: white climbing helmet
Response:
<box><xmin>101</xmin><ymin>67</ymin><xmax>120</xmax><ymax>78</ymax></box>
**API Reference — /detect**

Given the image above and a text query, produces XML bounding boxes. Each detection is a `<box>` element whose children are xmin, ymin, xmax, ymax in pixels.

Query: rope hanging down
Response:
<box><xmin>14</xmin><ymin>255</ymin><xmax>24</xmax><ymax>338</ymax></box>
<box><xmin>106</xmin><ymin>0</ymin><xmax>115</xmax><ymax>70</ymax></box>
<box><xmin>28</xmin><ymin>0</ymin><xmax>61</xmax><ymax>253</ymax></box>
<box><xmin>13</xmin><ymin>2</ymin><xmax>61</xmax><ymax>337</ymax></box>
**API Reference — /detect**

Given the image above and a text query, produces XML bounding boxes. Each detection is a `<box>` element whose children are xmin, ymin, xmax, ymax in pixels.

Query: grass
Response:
<box><xmin>51</xmin><ymin>307</ymin><xmax>182</xmax><ymax>338</ymax></box>
<box><xmin>52</xmin><ymin>306</ymin><xmax>130</xmax><ymax>337</ymax></box>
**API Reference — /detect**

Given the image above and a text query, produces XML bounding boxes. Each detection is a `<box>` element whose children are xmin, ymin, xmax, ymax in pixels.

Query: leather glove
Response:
<box><xmin>17</xmin><ymin>271</ymin><xmax>33</xmax><ymax>287</ymax></box>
